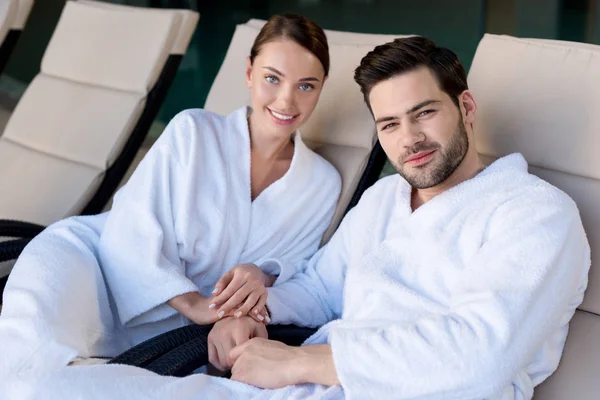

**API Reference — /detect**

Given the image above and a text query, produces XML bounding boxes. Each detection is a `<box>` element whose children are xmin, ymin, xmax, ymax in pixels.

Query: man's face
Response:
<box><xmin>369</xmin><ymin>67</ymin><xmax>469</xmax><ymax>189</ymax></box>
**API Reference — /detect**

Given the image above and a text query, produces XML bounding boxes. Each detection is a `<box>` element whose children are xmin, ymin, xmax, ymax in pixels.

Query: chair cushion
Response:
<box><xmin>0</xmin><ymin>0</ymin><xmax>17</xmax><ymax>44</ymax></box>
<box><xmin>305</xmin><ymin>141</ymin><xmax>372</xmax><ymax>243</ymax></box>
<box><xmin>77</xmin><ymin>0</ymin><xmax>199</xmax><ymax>56</ymax></box>
<box><xmin>2</xmin><ymin>74</ymin><xmax>146</xmax><ymax>170</ymax></box>
<box><xmin>41</xmin><ymin>0</ymin><xmax>178</xmax><ymax>93</ymax></box>
<box><xmin>0</xmin><ymin>140</ymin><xmax>103</xmax><ymax>225</ymax></box>
<box><xmin>533</xmin><ymin>310</ymin><xmax>600</xmax><ymax>399</ymax></box>
<box><xmin>14</xmin><ymin>0</ymin><xmax>34</xmax><ymax>30</ymax></box>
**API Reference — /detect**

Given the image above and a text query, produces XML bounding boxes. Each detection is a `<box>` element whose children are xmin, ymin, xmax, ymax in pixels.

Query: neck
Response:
<box><xmin>412</xmin><ymin>148</ymin><xmax>484</xmax><ymax>210</ymax></box>
<box><xmin>248</xmin><ymin>112</ymin><xmax>293</xmax><ymax>160</ymax></box>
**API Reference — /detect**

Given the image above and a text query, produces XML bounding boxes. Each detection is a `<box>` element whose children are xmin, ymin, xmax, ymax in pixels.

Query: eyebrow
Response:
<box><xmin>263</xmin><ymin>66</ymin><xmax>320</xmax><ymax>82</ymax></box>
<box><xmin>374</xmin><ymin>99</ymin><xmax>442</xmax><ymax>125</ymax></box>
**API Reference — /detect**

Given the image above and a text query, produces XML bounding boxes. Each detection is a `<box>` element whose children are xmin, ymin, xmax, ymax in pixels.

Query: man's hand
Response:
<box><xmin>230</xmin><ymin>338</ymin><xmax>340</xmax><ymax>389</ymax></box>
<box><xmin>210</xmin><ymin>264</ymin><xmax>275</xmax><ymax>322</ymax></box>
<box><xmin>207</xmin><ymin>316</ymin><xmax>267</xmax><ymax>371</ymax></box>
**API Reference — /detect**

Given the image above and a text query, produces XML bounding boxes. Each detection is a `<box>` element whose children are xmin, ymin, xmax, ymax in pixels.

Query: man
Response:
<box><xmin>206</xmin><ymin>36</ymin><xmax>590</xmax><ymax>399</ymax></box>
<box><xmin>4</xmin><ymin>37</ymin><xmax>589</xmax><ymax>400</ymax></box>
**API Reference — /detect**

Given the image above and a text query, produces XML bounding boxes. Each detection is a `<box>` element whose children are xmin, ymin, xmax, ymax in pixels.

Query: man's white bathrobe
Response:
<box><xmin>0</xmin><ymin>107</ymin><xmax>341</xmax><ymax>374</ymax></box>
<box><xmin>1</xmin><ymin>154</ymin><xmax>589</xmax><ymax>400</ymax></box>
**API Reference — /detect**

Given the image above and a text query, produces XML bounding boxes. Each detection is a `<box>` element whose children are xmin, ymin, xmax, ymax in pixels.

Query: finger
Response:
<box><xmin>216</xmin><ymin>340</ymin><xmax>233</xmax><ymax>370</ymax></box>
<box><xmin>208</xmin><ymin>341</ymin><xmax>223</xmax><ymax>371</ymax></box>
<box><xmin>229</xmin><ymin>339</ymin><xmax>254</xmax><ymax>364</ymax></box>
<box><xmin>213</xmin><ymin>270</ymin><xmax>234</xmax><ymax>296</ymax></box>
<box><xmin>211</xmin><ymin>276</ymin><xmax>245</xmax><ymax>307</ymax></box>
<box><xmin>217</xmin><ymin>283</ymin><xmax>253</xmax><ymax>317</ymax></box>
<box><xmin>253</xmin><ymin>320</ymin><xmax>268</xmax><ymax>339</ymax></box>
<box><xmin>251</xmin><ymin>293</ymin><xmax>268</xmax><ymax>322</ymax></box>
<box><xmin>235</xmin><ymin>291</ymin><xmax>262</xmax><ymax>319</ymax></box>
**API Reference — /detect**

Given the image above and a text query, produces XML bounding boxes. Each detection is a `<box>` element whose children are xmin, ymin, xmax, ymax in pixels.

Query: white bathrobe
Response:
<box><xmin>98</xmin><ymin>106</ymin><xmax>341</xmax><ymax>334</ymax></box>
<box><xmin>0</xmin><ymin>154</ymin><xmax>589</xmax><ymax>400</ymax></box>
<box><xmin>0</xmin><ymin>107</ymin><xmax>340</xmax><ymax>376</ymax></box>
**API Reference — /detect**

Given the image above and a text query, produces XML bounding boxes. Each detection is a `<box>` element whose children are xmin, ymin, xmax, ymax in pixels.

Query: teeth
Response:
<box><xmin>270</xmin><ymin>110</ymin><xmax>295</xmax><ymax>120</ymax></box>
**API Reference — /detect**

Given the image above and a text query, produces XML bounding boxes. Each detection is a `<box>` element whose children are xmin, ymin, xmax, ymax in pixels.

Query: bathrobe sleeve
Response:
<box><xmin>98</xmin><ymin>112</ymin><xmax>199</xmax><ymax>327</ymax></box>
<box><xmin>266</xmin><ymin>206</ymin><xmax>354</xmax><ymax>328</ymax></box>
<box><xmin>329</xmin><ymin>191</ymin><xmax>590</xmax><ymax>399</ymax></box>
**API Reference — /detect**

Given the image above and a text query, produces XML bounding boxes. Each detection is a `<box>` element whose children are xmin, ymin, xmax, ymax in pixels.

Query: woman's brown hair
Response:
<box><xmin>250</xmin><ymin>14</ymin><xmax>330</xmax><ymax>76</ymax></box>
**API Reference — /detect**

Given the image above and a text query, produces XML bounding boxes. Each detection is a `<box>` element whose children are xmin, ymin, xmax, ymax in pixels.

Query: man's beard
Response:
<box><xmin>392</xmin><ymin>119</ymin><xmax>469</xmax><ymax>189</ymax></box>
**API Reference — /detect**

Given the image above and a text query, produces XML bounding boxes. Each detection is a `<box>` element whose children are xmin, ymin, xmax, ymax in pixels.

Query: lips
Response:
<box><xmin>404</xmin><ymin>150</ymin><xmax>436</xmax><ymax>166</ymax></box>
<box><xmin>268</xmin><ymin>108</ymin><xmax>299</xmax><ymax>125</ymax></box>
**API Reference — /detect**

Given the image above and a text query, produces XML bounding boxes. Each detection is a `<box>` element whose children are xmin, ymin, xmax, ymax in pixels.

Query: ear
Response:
<box><xmin>245</xmin><ymin>56</ymin><xmax>253</xmax><ymax>89</ymax></box>
<box><xmin>459</xmin><ymin>90</ymin><xmax>477</xmax><ymax>125</ymax></box>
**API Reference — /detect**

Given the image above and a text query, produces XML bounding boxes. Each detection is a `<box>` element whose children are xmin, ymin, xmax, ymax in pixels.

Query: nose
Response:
<box><xmin>276</xmin><ymin>84</ymin><xmax>296</xmax><ymax>112</ymax></box>
<box><xmin>399</xmin><ymin>120</ymin><xmax>425</xmax><ymax>149</ymax></box>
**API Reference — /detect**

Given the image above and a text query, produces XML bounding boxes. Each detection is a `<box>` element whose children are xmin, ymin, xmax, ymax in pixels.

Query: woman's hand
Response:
<box><xmin>209</xmin><ymin>263</ymin><xmax>276</xmax><ymax>323</ymax></box>
<box><xmin>167</xmin><ymin>292</ymin><xmax>219</xmax><ymax>325</ymax></box>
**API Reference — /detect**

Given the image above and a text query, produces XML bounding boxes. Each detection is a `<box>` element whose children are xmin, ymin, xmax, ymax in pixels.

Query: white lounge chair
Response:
<box><xmin>0</xmin><ymin>0</ymin><xmax>198</xmax><ymax>285</ymax></box>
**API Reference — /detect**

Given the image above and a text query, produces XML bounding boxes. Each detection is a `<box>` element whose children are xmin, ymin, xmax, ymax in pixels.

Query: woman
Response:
<box><xmin>0</xmin><ymin>14</ymin><xmax>340</xmax><ymax>374</ymax></box>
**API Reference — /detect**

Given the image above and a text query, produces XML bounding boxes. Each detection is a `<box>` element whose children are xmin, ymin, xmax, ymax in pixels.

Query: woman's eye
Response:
<box><xmin>265</xmin><ymin>75</ymin><xmax>279</xmax><ymax>84</ymax></box>
<box><xmin>299</xmin><ymin>83</ymin><xmax>314</xmax><ymax>91</ymax></box>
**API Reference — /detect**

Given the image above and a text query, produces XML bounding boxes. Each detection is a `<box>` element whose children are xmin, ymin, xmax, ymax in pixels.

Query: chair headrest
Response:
<box><xmin>42</xmin><ymin>0</ymin><xmax>198</xmax><ymax>93</ymax></box>
<box><xmin>469</xmin><ymin>34</ymin><xmax>600</xmax><ymax>180</ymax></box>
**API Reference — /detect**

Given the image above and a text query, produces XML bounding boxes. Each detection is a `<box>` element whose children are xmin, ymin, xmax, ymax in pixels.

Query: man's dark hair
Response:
<box><xmin>354</xmin><ymin>36</ymin><xmax>468</xmax><ymax>112</ymax></box>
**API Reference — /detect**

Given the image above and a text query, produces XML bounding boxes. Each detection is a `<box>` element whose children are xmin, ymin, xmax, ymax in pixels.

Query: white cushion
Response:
<box><xmin>0</xmin><ymin>140</ymin><xmax>103</xmax><ymax>225</ymax></box>
<box><xmin>533</xmin><ymin>310</ymin><xmax>600</xmax><ymax>399</ymax></box>
<box><xmin>14</xmin><ymin>0</ymin><xmax>33</xmax><ymax>30</ymax></box>
<box><xmin>77</xmin><ymin>0</ymin><xmax>199</xmax><ymax>56</ymax></box>
<box><xmin>41</xmin><ymin>0</ymin><xmax>178</xmax><ymax>93</ymax></box>
<box><xmin>3</xmin><ymin>75</ymin><xmax>145</xmax><ymax>170</ymax></box>
<box><xmin>470</xmin><ymin>34</ymin><xmax>600</xmax><ymax>180</ymax></box>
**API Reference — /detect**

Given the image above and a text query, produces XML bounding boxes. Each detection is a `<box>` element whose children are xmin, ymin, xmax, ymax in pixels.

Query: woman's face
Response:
<box><xmin>246</xmin><ymin>39</ymin><xmax>326</xmax><ymax>139</ymax></box>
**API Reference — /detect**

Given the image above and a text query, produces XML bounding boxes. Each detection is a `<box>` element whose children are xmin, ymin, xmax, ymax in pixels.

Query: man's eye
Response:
<box><xmin>417</xmin><ymin>110</ymin><xmax>435</xmax><ymax>118</ymax></box>
<box><xmin>299</xmin><ymin>83</ymin><xmax>314</xmax><ymax>91</ymax></box>
<box><xmin>265</xmin><ymin>75</ymin><xmax>279</xmax><ymax>84</ymax></box>
<box><xmin>382</xmin><ymin>123</ymin><xmax>398</xmax><ymax>131</ymax></box>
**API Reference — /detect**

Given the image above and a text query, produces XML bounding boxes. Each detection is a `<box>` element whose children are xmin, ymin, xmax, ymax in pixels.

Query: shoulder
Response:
<box><xmin>301</xmin><ymin>145</ymin><xmax>342</xmax><ymax>194</ymax></box>
<box><xmin>164</xmin><ymin>108</ymin><xmax>226</xmax><ymax>141</ymax></box>
<box><xmin>153</xmin><ymin>108</ymin><xmax>231</xmax><ymax>164</ymax></box>
<box><xmin>490</xmin><ymin>171</ymin><xmax>581</xmax><ymax>230</ymax></box>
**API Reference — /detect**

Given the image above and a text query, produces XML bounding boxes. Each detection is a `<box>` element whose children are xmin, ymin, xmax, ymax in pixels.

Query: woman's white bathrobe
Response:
<box><xmin>1</xmin><ymin>154</ymin><xmax>589</xmax><ymax>400</ymax></box>
<box><xmin>0</xmin><ymin>107</ymin><xmax>340</xmax><ymax>374</ymax></box>
<box><xmin>98</xmin><ymin>106</ymin><xmax>341</xmax><ymax>334</ymax></box>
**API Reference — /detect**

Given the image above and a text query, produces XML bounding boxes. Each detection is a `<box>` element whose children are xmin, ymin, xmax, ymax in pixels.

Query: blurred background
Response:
<box><xmin>0</xmin><ymin>0</ymin><xmax>595</xmax><ymax>143</ymax></box>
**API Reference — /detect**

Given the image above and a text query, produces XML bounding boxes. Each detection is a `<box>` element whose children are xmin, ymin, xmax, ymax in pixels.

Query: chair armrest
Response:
<box><xmin>108</xmin><ymin>324</ymin><xmax>318</xmax><ymax>377</ymax></box>
<box><xmin>0</xmin><ymin>220</ymin><xmax>45</xmax><ymax>239</ymax></box>
<box><xmin>0</xmin><ymin>238</ymin><xmax>32</xmax><ymax>263</ymax></box>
